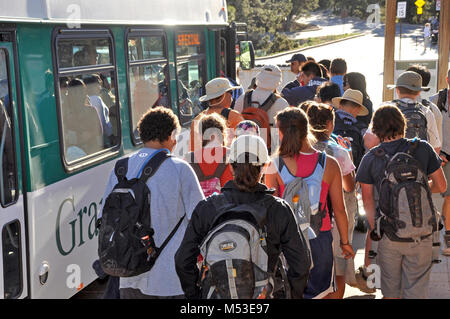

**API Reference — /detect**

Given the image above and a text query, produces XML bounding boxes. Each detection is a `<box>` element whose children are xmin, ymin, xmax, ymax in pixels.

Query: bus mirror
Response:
<box><xmin>239</xmin><ymin>41</ymin><xmax>255</xmax><ymax>70</ymax></box>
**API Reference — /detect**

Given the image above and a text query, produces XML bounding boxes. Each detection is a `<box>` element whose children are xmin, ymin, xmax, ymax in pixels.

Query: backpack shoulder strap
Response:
<box><xmin>421</xmin><ymin>98</ymin><xmax>430</xmax><ymax>108</ymax></box>
<box><xmin>259</xmin><ymin>93</ymin><xmax>278</xmax><ymax>112</ymax></box>
<box><xmin>114</xmin><ymin>158</ymin><xmax>129</xmax><ymax>182</ymax></box>
<box><xmin>187</xmin><ymin>152</ymin><xmax>206</xmax><ymax>181</ymax></box>
<box><xmin>406</xmin><ymin>138</ymin><xmax>420</xmax><ymax>156</ymax></box>
<box><xmin>220</xmin><ymin>107</ymin><xmax>231</xmax><ymax>121</ymax></box>
<box><xmin>139</xmin><ymin>150</ymin><xmax>171</xmax><ymax>184</ymax></box>
<box><xmin>243</xmin><ymin>90</ymin><xmax>254</xmax><ymax>110</ymax></box>
<box><xmin>211</xmin><ymin>152</ymin><xmax>229</xmax><ymax>179</ymax></box>
<box><xmin>210</xmin><ymin>194</ymin><xmax>271</xmax><ymax>230</ymax></box>
<box><xmin>157</xmin><ymin>213</ymin><xmax>186</xmax><ymax>253</ymax></box>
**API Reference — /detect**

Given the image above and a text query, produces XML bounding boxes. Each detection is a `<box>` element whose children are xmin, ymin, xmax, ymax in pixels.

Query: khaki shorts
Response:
<box><xmin>332</xmin><ymin>191</ymin><xmax>357</xmax><ymax>284</ymax></box>
<box><xmin>377</xmin><ymin>236</ymin><xmax>433</xmax><ymax>299</ymax></box>
<box><xmin>442</xmin><ymin>161</ymin><xmax>450</xmax><ymax>197</ymax></box>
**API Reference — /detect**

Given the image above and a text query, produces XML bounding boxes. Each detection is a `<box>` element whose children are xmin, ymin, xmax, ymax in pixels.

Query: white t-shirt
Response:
<box><xmin>417</xmin><ymin>94</ymin><xmax>443</xmax><ymax>143</ymax></box>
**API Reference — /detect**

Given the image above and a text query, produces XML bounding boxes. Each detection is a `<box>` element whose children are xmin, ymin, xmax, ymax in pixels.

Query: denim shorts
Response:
<box><xmin>303</xmin><ymin>230</ymin><xmax>335</xmax><ymax>299</ymax></box>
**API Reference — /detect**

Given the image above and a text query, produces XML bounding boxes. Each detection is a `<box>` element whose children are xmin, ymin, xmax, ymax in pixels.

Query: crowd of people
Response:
<box><xmin>95</xmin><ymin>53</ymin><xmax>450</xmax><ymax>300</ymax></box>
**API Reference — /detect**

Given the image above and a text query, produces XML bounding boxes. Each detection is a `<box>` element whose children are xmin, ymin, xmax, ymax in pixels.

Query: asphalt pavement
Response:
<box><xmin>256</xmin><ymin>10</ymin><xmax>444</xmax><ymax>108</ymax></box>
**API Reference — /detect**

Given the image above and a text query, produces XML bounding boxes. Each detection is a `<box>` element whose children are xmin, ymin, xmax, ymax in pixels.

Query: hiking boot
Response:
<box><xmin>443</xmin><ymin>234</ymin><xmax>450</xmax><ymax>257</ymax></box>
<box><xmin>353</xmin><ymin>266</ymin><xmax>376</xmax><ymax>294</ymax></box>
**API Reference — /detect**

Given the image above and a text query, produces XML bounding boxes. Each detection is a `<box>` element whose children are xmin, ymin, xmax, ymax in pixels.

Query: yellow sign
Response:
<box><xmin>415</xmin><ymin>0</ymin><xmax>425</xmax><ymax>14</ymax></box>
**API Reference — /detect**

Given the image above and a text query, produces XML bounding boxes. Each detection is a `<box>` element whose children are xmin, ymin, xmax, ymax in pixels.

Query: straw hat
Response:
<box><xmin>199</xmin><ymin>78</ymin><xmax>241</xmax><ymax>102</ymax></box>
<box><xmin>332</xmin><ymin>89</ymin><xmax>369</xmax><ymax>116</ymax></box>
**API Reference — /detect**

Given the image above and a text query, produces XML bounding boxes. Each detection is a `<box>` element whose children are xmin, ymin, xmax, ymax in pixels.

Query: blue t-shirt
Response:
<box><xmin>356</xmin><ymin>138</ymin><xmax>442</xmax><ymax>187</ymax></box>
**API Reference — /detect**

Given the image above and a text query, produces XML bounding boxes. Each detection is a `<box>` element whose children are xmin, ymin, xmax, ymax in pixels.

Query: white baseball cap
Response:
<box><xmin>229</xmin><ymin>135</ymin><xmax>269</xmax><ymax>166</ymax></box>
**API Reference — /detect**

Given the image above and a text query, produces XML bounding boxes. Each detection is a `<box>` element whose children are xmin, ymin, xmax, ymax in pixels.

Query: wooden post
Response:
<box><xmin>383</xmin><ymin>0</ymin><xmax>397</xmax><ymax>102</ymax></box>
<box><xmin>437</xmin><ymin>0</ymin><xmax>449</xmax><ymax>90</ymax></box>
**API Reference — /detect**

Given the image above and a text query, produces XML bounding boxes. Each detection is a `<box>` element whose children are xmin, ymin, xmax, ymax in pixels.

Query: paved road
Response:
<box><xmin>257</xmin><ymin>11</ymin><xmax>443</xmax><ymax>108</ymax></box>
<box><xmin>344</xmin><ymin>194</ymin><xmax>450</xmax><ymax>299</ymax></box>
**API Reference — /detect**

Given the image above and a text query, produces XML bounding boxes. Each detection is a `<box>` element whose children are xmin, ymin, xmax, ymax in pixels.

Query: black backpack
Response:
<box><xmin>373</xmin><ymin>140</ymin><xmax>439</xmax><ymax>242</ymax></box>
<box><xmin>393</xmin><ymin>99</ymin><xmax>428</xmax><ymax>141</ymax></box>
<box><xmin>333</xmin><ymin>115</ymin><xmax>365</xmax><ymax>169</ymax></box>
<box><xmin>98</xmin><ymin>150</ymin><xmax>185</xmax><ymax>277</ymax></box>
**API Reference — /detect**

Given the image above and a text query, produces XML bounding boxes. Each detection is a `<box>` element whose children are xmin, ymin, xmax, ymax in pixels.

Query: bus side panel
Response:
<box><xmin>16</xmin><ymin>24</ymin><xmax>63</xmax><ymax>191</ymax></box>
<box><xmin>27</xmin><ymin>160</ymin><xmax>115</xmax><ymax>298</ymax></box>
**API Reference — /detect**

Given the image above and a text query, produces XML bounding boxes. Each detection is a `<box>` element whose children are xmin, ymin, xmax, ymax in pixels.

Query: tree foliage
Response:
<box><xmin>318</xmin><ymin>0</ymin><xmax>440</xmax><ymax>24</ymax></box>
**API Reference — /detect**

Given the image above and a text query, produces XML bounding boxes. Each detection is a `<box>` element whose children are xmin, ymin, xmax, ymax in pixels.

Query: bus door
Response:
<box><xmin>218</xmin><ymin>23</ymin><xmax>254</xmax><ymax>82</ymax></box>
<box><xmin>0</xmin><ymin>39</ymin><xmax>28</xmax><ymax>299</ymax></box>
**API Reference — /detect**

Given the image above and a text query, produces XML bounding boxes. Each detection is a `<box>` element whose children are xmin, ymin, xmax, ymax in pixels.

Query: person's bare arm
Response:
<box><xmin>263</xmin><ymin>161</ymin><xmax>281</xmax><ymax>197</ymax></box>
<box><xmin>327</xmin><ymin>157</ymin><xmax>355</xmax><ymax>259</ymax></box>
<box><xmin>360</xmin><ymin>183</ymin><xmax>376</xmax><ymax>230</ymax></box>
<box><xmin>428</xmin><ymin>167</ymin><xmax>447</xmax><ymax>194</ymax></box>
<box><xmin>342</xmin><ymin>171</ymin><xmax>355</xmax><ymax>193</ymax></box>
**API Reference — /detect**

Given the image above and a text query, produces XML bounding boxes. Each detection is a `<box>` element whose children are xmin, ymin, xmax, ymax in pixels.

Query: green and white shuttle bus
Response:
<box><xmin>0</xmin><ymin>0</ymin><xmax>252</xmax><ymax>299</ymax></box>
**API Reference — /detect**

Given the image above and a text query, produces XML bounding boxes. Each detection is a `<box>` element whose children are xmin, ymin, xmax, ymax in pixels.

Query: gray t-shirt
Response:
<box><xmin>100</xmin><ymin>147</ymin><xmax>205</xmax><ymax>296</ymax></box>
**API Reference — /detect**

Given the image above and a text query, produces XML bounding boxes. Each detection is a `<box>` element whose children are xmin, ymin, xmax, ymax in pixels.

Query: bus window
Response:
<box><xmin>127</xmin><ymin>33</ymin><xmax>170</xmax><ymax>142</ymax></box>
<box><xmin>0</xmin><ymin>49</ymin><xmax>17</xmax><ymax>207</ymax></box>
<box><xmin>57</xmin><ymin>38</ymin><xmax>112</xmax><ymax>69</ymax></box>
<box><xmin>54</xmin><ymin>32</ymin><xmax>120</xmax><ymax>165</ymax></box>
<box><xmin>2</xmin><ymin>220</ymin><xmax>22</xmax><ymax>299</ymax></box>
<box><xmin>175</xmin><ymin>31</ymin><xmax>206</xmax><ymax>127</ymax></box>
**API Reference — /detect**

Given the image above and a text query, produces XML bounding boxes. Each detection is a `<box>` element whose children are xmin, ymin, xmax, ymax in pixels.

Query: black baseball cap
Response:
<box><xmin>286</xmin><ymin>53</ymin><xmax>307</xmax><ymax>64</ymax></box>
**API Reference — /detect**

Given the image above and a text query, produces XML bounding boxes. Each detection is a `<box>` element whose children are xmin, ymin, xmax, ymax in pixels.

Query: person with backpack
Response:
<box><xmin>406</xmin><ymin>65</ymin><xmax>443</xmax><ymax>144</ymax></box>
<box><xmin>342</xmin><ymin>72</ymin><xmax>373</xmax><ymax>133</ymax></box>
<box><xmin>186</xmin><ymin>113</ymin><xmax>233</xmax><ymax>197</ymax></box>
<box><xmin>98</xmin><ymin>106</ymin><xmax>205</xmax><ymax>299</ymax></box>
<box><xmin>190</xmin><ymin>77</ymin><xmax>244</xmax><ymax>152</ymax></box>
<box><xmin>306</xmin><ymin>103</ymin><xmax>358</xmax><ymax>298</ymax></box>
<box><xmin>356</xmin><ymin>104</ymin><xmax>446</xmax><ymax>299</ymax></box>
<box><xmin>175</xmin><ymin>134</ymin><xmax>312</xmax><ymax>299</ymax></box>
<box><xmin>264</xmin><ymin>107</ymin><xmax>355</xmax><ymax>299</ymax></box>
<box><xmin>429</xmin><ymin>68</ymin><xmax>450</xmax><ymax>256</ymax></box>
<box><xmin>281</xmin><ymin>61</ymin><xmax>327</xmax><ymax>107</ymax></box>
<box><xmin>332</xmin><ymin>89</ymin><xmax>369</xmax><ymax>169</ymax></box>
<box><xmin>234</xmin><ymin>65</ymin><xmax>289</xmax><ymax>152</ymax></box>
<box><xmin>387</xmin><ymin>71</ymin><xmax>441</xmax><ymax>154</ymax></box>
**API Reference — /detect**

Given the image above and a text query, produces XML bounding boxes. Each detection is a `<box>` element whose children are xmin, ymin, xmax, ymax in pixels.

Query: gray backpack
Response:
<box><xmin>199</xmin><ymin>196</ymin><xmax>274</xmax><ymax>299</ymax></box>
<box><xmin>393</xmin><ymin>99</ymin><xmax>428</xmax><ymax>142</ymax></box>
<box><xmin>375</xmin><ymin>140</ymin><xmax>439</xmax><ymax>242</ymax></box>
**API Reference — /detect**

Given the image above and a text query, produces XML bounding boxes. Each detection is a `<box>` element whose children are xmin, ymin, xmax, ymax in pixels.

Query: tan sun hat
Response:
<box><xmin>387</xmin><ymin>71</ymin><xmax>430</xmax><ymax>92</ymax></box>
<box><xmin>199</xmin><ymin>77</ymin><xmax>241</xmax><ymax>102</ymax></box>
<box><xmin>332</xmin><ymin>89</ymin><xmax>369</xmax><ymax>116</ymax></box>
